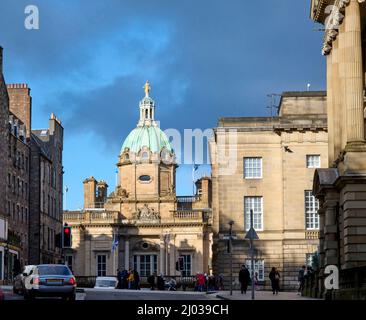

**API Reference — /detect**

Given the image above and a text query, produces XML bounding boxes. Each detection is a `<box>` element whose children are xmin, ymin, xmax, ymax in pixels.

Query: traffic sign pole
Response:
<box><xmin>250</xmin><ymin>209</ymin><xmax>255</xmax><ymax>300</ymax></box>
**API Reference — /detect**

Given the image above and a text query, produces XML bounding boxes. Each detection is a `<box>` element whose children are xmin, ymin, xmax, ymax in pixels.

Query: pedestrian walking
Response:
<box><xmin>269</xmin><ymin>267</ymin><xmax>280</xmax><ymax>295</ymax></box>
<box><xmin>117</xmin><ymin>268</ymin><xmax>123</xmax><ymax>289</ymax></box>
<box><xmin>254</xmin><ymin>272</ymin><xmax>259</xmax><ymax>291</ymax></box>
<box><xmin>196</xmin><ymin>273</ymin><xmax>205</xmax><ymax>292</ymax></box>
<box><xmin>157</xmin><ymin>273</ymin><xmax>165</xmax><ymax>290</ymax></box>
<box><xmin>297</xmin><ymin>265</ymin><xmax>306</xmax><ymax>295</ymax></box>
<box><xmin>147</xmin><ymin>272</ymin><xmax>156</xmax><ymax>290</ymax></box>
<box><xmin>133</xmin><ymin>269</ymin><xmax>140</xmax><ymax>290</ymax></box>
<box><xmin>239</xmin><ymin>265</ymin><xmax>250</xmax><ymax>294</ymax></box>
<box><xmin>218</xmin><ymin>274</ymin><xmax>224</xmax><ymax>290</ymax></box>
<box><xmin>121</xmin><ymin>269</ymin><xmax>128</xmax><ymax>289</ymax></box>
<box><xmin>127</xmin><ymin>269</ymin><xmax>135</xmax><ymax>289</ymax></box>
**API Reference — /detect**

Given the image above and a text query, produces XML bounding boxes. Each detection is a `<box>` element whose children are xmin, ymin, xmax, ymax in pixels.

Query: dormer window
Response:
<box><xmin>142</xmin><ymin>151</ymin><xmax>149</xmax><ymax>159</ymax></box>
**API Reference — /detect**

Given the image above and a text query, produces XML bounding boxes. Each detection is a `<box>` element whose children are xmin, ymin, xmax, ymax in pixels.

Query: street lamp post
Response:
<box><xmin>245</xmin><ymin>209</ymin><xmax>259</xmax><ymax>300</ymax></box>
<box><xmin>228</xmin><ymin>220</ymin><xmax>234</xmax><ymax>296</ymax></box>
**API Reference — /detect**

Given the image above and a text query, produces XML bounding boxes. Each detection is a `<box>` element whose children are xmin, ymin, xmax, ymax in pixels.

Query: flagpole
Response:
<box><xmin>64</xmin><ymin>185</ymin><xmax>68</xmax><ymax>211</ymax></box>
<box><xmin>192</xmin><ymin>163</ymin><xmax>195</xmax><ymax>195</ymax></box>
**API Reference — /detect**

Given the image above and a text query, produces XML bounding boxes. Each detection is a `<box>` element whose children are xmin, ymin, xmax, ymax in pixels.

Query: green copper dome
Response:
<box><xmin>120</xmin><ymin>125</ymin><xmax>173</xmax><ymax>154</ymax></box>
<box><xmin>121</xmin><ymin>81</ymin><xmax>173</xmax><ymax>155</ymax></box>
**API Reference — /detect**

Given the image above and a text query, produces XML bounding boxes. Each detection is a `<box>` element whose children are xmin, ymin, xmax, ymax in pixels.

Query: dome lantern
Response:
<box><xmin>120</xmin><ymin>82</ymin><xmax>174</xmax><ymax>158</ymax></box>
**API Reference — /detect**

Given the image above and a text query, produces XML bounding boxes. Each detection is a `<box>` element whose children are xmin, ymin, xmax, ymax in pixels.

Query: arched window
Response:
<box><xmin>142</xmin><ymin>151</ymin><xmax>149</xmax><ymax>159</ymax></box>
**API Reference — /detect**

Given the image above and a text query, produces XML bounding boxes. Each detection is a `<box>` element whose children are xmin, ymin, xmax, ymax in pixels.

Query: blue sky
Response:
<box><xmin>0</xmin><ymin>0</ymin><xmax>325</xmax><ymax>210</ymax></box>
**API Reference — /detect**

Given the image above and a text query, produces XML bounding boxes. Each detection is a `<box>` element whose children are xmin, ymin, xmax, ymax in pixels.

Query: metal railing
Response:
<box><xmin>75</xmin><ymin>275</ymin><xmax>197</xmax><ymax>289</ymax></box>
<box><xmin>177</xmin><ymin>196</ymin><xmax>200</xmax><ymax>203</ymax></box>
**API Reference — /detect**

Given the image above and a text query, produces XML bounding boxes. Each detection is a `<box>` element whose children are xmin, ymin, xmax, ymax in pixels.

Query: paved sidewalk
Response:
<box><xmin>216</xmin><ymin>290</ymin><xmax>319</xmax><ymax>300</ymax></box>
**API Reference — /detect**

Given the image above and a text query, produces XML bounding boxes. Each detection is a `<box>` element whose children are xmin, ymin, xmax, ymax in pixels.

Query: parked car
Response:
<box><xmin>94</xmin><ymin>277</ymin><xmax>118</xmax><ymax>289</ymax></box>
<box><xmin>23</xmin><ymin>264</ymin><xmax>76</xmax><ymax>300</ymax></box>
<box><xmin>13</xmin><ymin>265</ymin><xmax>36</xmax><ymax>295</ymax></box>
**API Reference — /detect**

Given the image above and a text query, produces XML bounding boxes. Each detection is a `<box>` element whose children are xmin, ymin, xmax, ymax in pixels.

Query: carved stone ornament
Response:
<box><xmin>116</xmin><ymin>186</ymin><xmax>128</xmax><ymax>198</ymax></box>
<box><xmin>133</xmin><ymin>204</ymin><xmax>161</xmax><ymax>221</ymax></box>
<box><xmin>322</xmin><ymin>0</ymin><xmax>365</xmax><ymax>55</ymax></box>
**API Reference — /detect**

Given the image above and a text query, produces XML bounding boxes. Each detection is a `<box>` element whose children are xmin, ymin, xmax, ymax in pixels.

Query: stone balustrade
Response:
<box><xmin>63</xmin><ymin>210</ymin><xmax>211</xmax><ymax>225</ymax></box>
<box><xmin>63</xmin><ymin>211</ymin><xmax>121</xmax><ymax>224</ymax></box>
<box><xmin>305</xmin><ymin>230</ymin><xmax>320</xmax><ymax>240</ymax></box>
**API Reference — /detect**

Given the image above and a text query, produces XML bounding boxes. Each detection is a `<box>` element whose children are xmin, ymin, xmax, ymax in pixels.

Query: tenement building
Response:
<box><xmin>6</xmin><ymin>84</ymin><xmax>31</xmax><ymax>274</ymax></box>
<box><xmin>0</xmin><ymin>46</ymin><xmax>9</xmax><ymax>282</ymax></box>
<box><xmin>310</xmin><ymin>0</ymin><xmax>366</xmax><ymax>299</ymax></box>
<box><xmin>0</xmin><ymin>46</ymin><xmax>64</xmax><ymax>282</ymax></box>
<box><xmin>63</xmin><ymin>83</ymin><xmax>212</xmax><ymax>280</ymax></box>
<box><xmin>209</xmin><ymin>92</ymin><xmax>328</xmax><ymax>291</ymax></box>
<box><xmin>28</xmin><ymin>114</ymin><xmax>64</xmax><ymax>265</ymax></box>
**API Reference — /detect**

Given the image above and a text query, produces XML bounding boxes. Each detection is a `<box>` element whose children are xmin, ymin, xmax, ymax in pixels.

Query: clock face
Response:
<box><xmin>138</xmin><ymin>175</ymin><xmax>151</xmax><ymax>182</ymax></box>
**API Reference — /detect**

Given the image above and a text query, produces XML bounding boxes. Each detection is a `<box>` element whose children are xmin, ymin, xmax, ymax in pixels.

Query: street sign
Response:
<box><xmin>245</xmin><ymin>227</ymin><xmax>259</xmax><ymax>240</ymax></box>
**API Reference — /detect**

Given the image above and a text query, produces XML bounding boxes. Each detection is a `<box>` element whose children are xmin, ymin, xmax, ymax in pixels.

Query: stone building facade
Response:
<box><xmin>209</xmin><ymin>92</ymin><xmax>328</xmax><ymax>290</ymax></box>
<box><xmin>0</xmin><ymin>46</ymin><xmax>9</xmax><ymax>282</ymax></box>
<box><xmin>63</xmin><ymin>83</ymin><xmax>212</xmax><ymax>280</ymax></box>
<box><xmin>0</xmin><ymin>46</ymin><xmax>64</xmax><ymax>282</ymax></box>
<box><xmin>6</xmin><ymin>105</ymin><xmax>30</xmax><ymax>269</ymax></box>
<box><xmin>310</xmin><ymin>0</ymin><xmax>366</xmax><ymax>299</ymax></box>
<box><xmin>29</xmin><ymin>116</ymin><xmax>64</xmax><ymax>265</ymax></box>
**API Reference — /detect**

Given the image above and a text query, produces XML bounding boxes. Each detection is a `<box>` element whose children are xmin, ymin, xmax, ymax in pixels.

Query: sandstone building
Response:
<box><xmin>28</xmin><ymin>115</ymin><xmax>64</xmax><ymax>265</ymax></box>
<box><xmin>310</xmin><ymin>0</ymin><xmax>366</xmax><ymax>299</ymax></box>
<box><xmin>209</xmin><ymin>92</ymin><xmax>328</xmax><ymax>290</ymax></box>
<box><xmin>0</xmin><ymin>47</ymin><xmax>64</xmax><ymax>282</ymax></box>
<box><xmin>63</xmin><ymin>83</ymin><xmax>212</xmax><ymax>280</ymax></box>
<box><xmin>0</xmin><ymin>46</ymin><xmax>9</xmax><ymax>282</ymax></box>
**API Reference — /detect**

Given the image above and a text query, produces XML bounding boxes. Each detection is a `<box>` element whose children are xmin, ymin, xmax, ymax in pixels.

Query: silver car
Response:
<box><xmin>13</xmin><ymin>265</ymin><xmax>36</xmax><ymax>295</ymax></box>
<box><xmin>24</xmin><ymin>264</ymin><xmax>76</xmax><ymax>300</ymax></box>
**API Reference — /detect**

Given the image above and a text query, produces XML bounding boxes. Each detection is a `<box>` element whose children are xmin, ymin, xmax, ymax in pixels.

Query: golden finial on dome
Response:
<box><xmin>143</xmin><ymin>80</ymin><xmax>151</xmax><ymax>97</ymax></box>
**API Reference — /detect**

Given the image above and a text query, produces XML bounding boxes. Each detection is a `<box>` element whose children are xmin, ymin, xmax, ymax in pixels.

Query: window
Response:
<box><xmin>244</xmin><ymin>197</ymin><xmax>263</xmax><ymax>231</ymax></box>
<box><xmin>244</xmin><ymin>157</ymin><xmax>262</xmax><ymax>179</ymax></box>
<box><xmin>305</xmin><ymin>191</ymin><xmax>319</xmax><ymax>229</ymax></box>
<box><xmin>97</xmin><ymin>255</ymin><xmax>107</xmax><ymax>276</ymax></box>
<box><xmin>180</xmin><ymin>254</ymin><xmax>192</xmax><ymax>277</ymax></box>
<box><xmin>245</xmin><ymin>260</ymin><xmax>265</xmax><ymax>281</ymax></box>
<box><xmin>306</xmin><ymin>155</ymin><xmax>320</xmax><ymax>168</ymax></box>
<box><xmin>133</xmin><ymin>255</ymin><xmax>158</xmax><ymax>277</ymax></box>
<box><xmin>141</xmin><ymin>151</ymin><xmax>149</xmax><ymax>159</ymax></box>
<box><xmin>138</xmin><ymin>175</ymin><xmax>151</xmax><ymax>183</ymax></box>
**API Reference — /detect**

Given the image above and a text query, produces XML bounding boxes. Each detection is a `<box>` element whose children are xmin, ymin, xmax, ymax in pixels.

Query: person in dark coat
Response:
<box><xmin>157</xmin><ymin>274</ymin><xmax>165</xmax><ymax>290</ymax></box>
<box><xmin>117</xmin><ymin>268</ymin><xmax>123</xmax><ymax>289</ymax></box>
<box><xmin>297</xmin><ymin>265</ymin><xmax>306</xmax><ymax>295</ymax></box>
<box><xmin>133</xmin><ymin>270</ymin><xmax>140</xmax><ymax>290</ymax></box>
<box><xmin>239</xmin><ymin>265</ymin><xmax>250</xmax><ymax>294</ymax></box>
<box><xmin>147</xmin><ymin>272</ymin><xmax>156</xmax><ymax>290</ymax></box>
<box><xmin>269</xmin><ymin>267</ymin><xmax>280</xmax><ymax>295</ymax></box>
<box><xmin>121</xmin><ymin>269</ymin><xmax>128</xmax><ymax>289</ymax></box>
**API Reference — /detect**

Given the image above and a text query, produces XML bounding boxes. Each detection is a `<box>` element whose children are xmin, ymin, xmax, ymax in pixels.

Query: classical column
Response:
<box><xmin>124</xmin><ymin>237</ymin><xmax>130</xmax><ymax>270</ymax></box>
<box><xmin>327</xmin><ymin>50</ymin><xmax>335</xmax><ymax>165</ymax></box>
<box><xmin>344</xmin><ymin>0</ymin><xmax>365</xmax><ymax>145</ymax></box>
<box><xmin>159</xmin><ymin>236</ymin><xmax>165</xmax><ymax>275</ymax></box>
<box><xmin>338</xmin><ymin>21</ymin><xmax>348</xmax><ymax>150</ymax></box>
<box><xmin>332</xmin><ymin>38</ymin><xmax>342</xmax><ymax>161</ymax></box>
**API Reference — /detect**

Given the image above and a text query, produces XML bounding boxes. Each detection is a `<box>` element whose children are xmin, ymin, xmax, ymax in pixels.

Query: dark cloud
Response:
<box><xmin>0</xmin><ymin>0</ymin><xmax>326</xmax><ymax>154</ymax></box>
